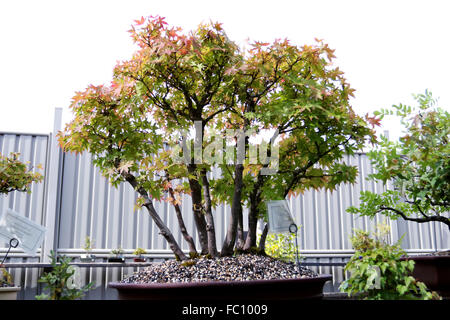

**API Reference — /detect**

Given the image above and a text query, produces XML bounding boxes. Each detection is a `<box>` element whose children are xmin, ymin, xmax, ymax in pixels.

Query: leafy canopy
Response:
<box><xmin>348</xmin><ymin>91</ymin><xmax>450</xmax><ymax>230</ymax></box>
<box><xmin>58</xmin><ymin>15</ymin><xmax>376</xmax><ymax>257</ymax></box>
<box><xmin>0</xmin><ymin>152</ymin><xmax>43</xmax><ymax>195</ymax></box>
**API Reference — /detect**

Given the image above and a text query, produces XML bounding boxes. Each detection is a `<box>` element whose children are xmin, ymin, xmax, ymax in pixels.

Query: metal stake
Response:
<box><xmin>1</xmin><ymin>238</ymin><xmax>19</xmax><ymax>265</ymax></box>
<box><xmin>289</xmin><ymin>223</ymin><xmax>301</xmax><ymax>271</ymax></box>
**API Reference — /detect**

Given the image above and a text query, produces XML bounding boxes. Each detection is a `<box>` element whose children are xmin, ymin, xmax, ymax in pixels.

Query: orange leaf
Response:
<box><xmin>134</xmin><ymin>16</ymin><xmax>145</xmax><ymax>26</ymax></box>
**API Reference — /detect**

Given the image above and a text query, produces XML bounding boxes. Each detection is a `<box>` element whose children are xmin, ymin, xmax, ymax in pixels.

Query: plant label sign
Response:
<box><xmin>0</xmin><ymin>209</ymin><xmax>46</xmax><ymax>256</ymax></box>
<box><xmin>266</xmin><ymin>200</ymin><xmax>295</xmax><ymax>234</ymax></box>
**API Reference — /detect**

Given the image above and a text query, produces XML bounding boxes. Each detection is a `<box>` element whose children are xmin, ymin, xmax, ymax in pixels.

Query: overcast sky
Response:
<box><xmin>0</xmin><ymin>0</ymin><xmax>449</xmax><ymax>142</ymax></box>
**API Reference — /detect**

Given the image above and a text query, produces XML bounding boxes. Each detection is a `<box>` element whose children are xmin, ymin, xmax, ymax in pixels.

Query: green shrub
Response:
<box><xmin>36</xmin><ymin>251</ymin><xmax>93</xmax><ymax>300</ymax></box>
<box><xmin>133</xmin><ymin>247</ymin><xmax>146</xmax><ymax>256</ymax></box>
<box><xmin>340</xmin><ymin>223</ymin><xmax>440</xmax><ymax>300</ymax></box>
<box><xmin>259</xmin><ymin>232</ymin><xmax>301</xmax><ymax>262</ymax></box>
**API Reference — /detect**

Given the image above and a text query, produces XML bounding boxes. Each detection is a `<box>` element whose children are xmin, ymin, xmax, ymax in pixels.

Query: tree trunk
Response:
<box><xmin>187</xmin><ymin>164</ymin><xmax>209</xmax><ymax>255</ymax></box>
<box><xmin>243</xmin><ymin>174</ymin><xmax>265</xmax><ymax>251</ymax></box>
<box><xmin>236</xmin><ymin>205</ymin><xmax>245</xmax><ymax>251</ymax></box>
<box><xmin>201</xmin><ymin>170</ymin><xmax>218</xmax><ymax>257</ymax></box>
<box><xmin>120</xmin><ymin>170</ymin><xmax>187</xmax><ymax>261</ymax></box>
<box><xmin>221</xmin><ymin>163</ymin><xmax>244</xmax><ymax>256</ymax></box>
<box><xmin>143</xmin><ymin>200</ymin><xmax>187</xmax><ymax>261</ymax></box>
<box><xmin>258</xmin><ymin>223</ymin><xmax>269</xmax><ymax>253</ymax></box>
<box><xmin>168</xmin><ymin>187</ymin><xmax>197</xmax><ymax>255</ymax></box>
<box><xmin>243</xmin><ymin>204</ymin><xmax>258</xmax><ymax>250</ymax></box>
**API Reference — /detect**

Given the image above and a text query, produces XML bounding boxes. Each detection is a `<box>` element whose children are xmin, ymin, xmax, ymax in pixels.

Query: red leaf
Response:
<box><xmin>365</xmin><ymin>114</ymin><xmax>382</xmax><ymax>128</ymax></box>
<box><xmin>134</xmin><ymin>16</ymin><xmax>145</xmax><ymax>26</ymax></box>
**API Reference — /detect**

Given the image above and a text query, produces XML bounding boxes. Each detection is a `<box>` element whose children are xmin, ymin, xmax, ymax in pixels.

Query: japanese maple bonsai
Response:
<box><xmin>108</xmin><ymin>248</ymin><xmax>125</xmax><ymax>263</ymax></box>
<box><xmin>58</xmin><ymin>15</ymin><xmax>375</xmax><ymax>300</ymax></box>
<box><xmin>80</xmin><ymin>236</ymin><xmax>96</xmax><ymax>262</ymax></box>
<box><xmin>0</xmin><ymin>152</ymin><xmax>43</xmax><ymax>195</ymax></box>
<box><xmin>133</xmin><ymin>248</ymin><xmax>147</xmax><ymax>262</ymax></box>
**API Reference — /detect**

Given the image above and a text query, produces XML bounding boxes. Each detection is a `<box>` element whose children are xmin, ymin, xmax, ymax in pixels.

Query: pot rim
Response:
<box><xmin>0</xmin><ymin>286</ymin><xmax>21</xmax><ymax>292</ymax></box>
<box><xmin>402</xmin><ymin>254</ymin><xmax>450</xmax><ymax>261</ymax></box>
<box><xmin>109</xmin><ymin>274</ymin><xmax>332</xmax><ymax>290</ymax></box>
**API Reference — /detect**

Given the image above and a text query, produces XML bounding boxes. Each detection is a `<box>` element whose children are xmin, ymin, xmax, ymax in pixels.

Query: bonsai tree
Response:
<box><xmin>108</xmin><ymin>247</ymin><xmax>125</xmax><ymax>263</ymax></box>
<box><xmin>133</xmin><ymin>247</ymin><xmax>146</xmax><ymax>257</ymax></box>
<box><xmin>58</xmin><ymin>15</ymin><xmax>375</xmax><ymax>261</ymax></box>
<box><xmin>0</xmin><ymin>152</ymin><xmax>43</xmax><ymax>195</ymax></box>
<box><xmin>348</xmin><ymin>91</ymin><xmax>450</xmax><ymax>231</ymax></box>
<box><xmin>110</xmin><ymin>247</ymin><xmax>124</xmax><ymax>257</ymax></box>
<box><xmin>80</xmin><ymin>236</ymin><xmax>96</xmax><ymax>261</ymax></box>
<box><xmin>133</xmin><ymin>247</ymin><xmax>147</xmax><ymax>262</ymax></box>
<box><xmin>83</xmin><ymin>236</ymin><xmax>94</xmax><ymax>254</ymax></box>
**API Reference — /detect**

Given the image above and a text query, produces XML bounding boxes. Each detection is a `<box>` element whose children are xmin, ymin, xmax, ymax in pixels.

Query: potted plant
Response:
<box><xmin>108</xmin><ymin>248</ymin><xmax>125</xmax><ymax>263</ymax></box>
<box><xmin>0</xmin><ymin>265</ymin><xmax>20</xmax><ymax>300</ymax></box>
<box><xmin>80</xmin><ymin>236</ymin><xmax>96</xmax><ymax>262</ymax></box>
<box><xmin>0</xmin><ymin>152</ymin><xmax>43</xmax><ymax>300</ymax></box>
<box><xmin>36</xmin><ymin>251</ymin><xmax>93</xmax><ymax>300</ymax></box>
<box><xmin>59</xmin><ymin>15</ymin><xmax>375</xmax><ymax>300</ymax></box>
<box><xmin>133</xmin><ymin>248</ymin><xmax>147</xmax><ymax>262</ymax></box>
<box><xmin>348</xmin><ymin>92</ymin><xmax>450</xmax><ymax>298</ymax></box>
<box><xmin>340</xmin><ymin>223</ymin><xmax>440</xmax><ymax>300</ymax></box>
<box><xmin>0</xmin><ymin>152</ymin><xmax>43</xmax><ymax>195</ymax></box>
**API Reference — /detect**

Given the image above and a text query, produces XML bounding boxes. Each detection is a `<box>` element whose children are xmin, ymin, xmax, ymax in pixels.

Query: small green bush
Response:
<box><xmin>340</xmin><ymin>223</ymin><xmax>440</xmax><ymax>300</ymax></box>
<box><xmin>133</xmin><ymin>247</ymin><xmax>146</xmax><ymax>256</ymax></box>
<box><xmin>36</xmin><ymin>251</ymin><xmax>93</xmax><ymax>300</ymax></box>
<box><xmin>259</xmin><ymin>232</ymin><xmax>301</xmax><ymax>262</ymax></box>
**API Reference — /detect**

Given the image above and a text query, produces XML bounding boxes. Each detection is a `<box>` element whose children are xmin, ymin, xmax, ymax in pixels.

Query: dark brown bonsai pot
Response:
<box><xmin>133</xmin><ymin>257</ymin><xmax>147</xmax><ymax>263</ymax></box>
<box><xmin>402</xmin><ymin>252</ymin><xmax>450</xmax><ymax>299</ymax></box>
<box><xmin>109</xmin><ymin>274</ymin><xmax>332</xmax><ymax>301</ymax></box>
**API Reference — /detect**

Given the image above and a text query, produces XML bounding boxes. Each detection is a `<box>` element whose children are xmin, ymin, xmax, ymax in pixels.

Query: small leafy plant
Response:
<box><xmin>260</xmin><ymin>232</ymin><xmax>301</xmax><ymax>263</ymax></box>
<box><xmin>133</xmin><ymin>248</ymin><xmax>146</xmax><ymax>257</ymax></box>
<box><xmin>0</xmin><ymin>265</ymin><xmax>13</xmax><ymax>287</ymax></box>
<box><xmin>83</xmin><ymin>236</ymin><xmax>94</xmax><ymax>253</ymax></box>
<box><xmin>111</xmin><ymin>247</ymin><xmax>124</xmax><ymax>256</ymax></box>
<box><xmin>80</xmin><ymin>236</ymin><xmax>96</xmax><ymax>261</ymax></box>
<box><xmin>36</xmin><ymin>250</ymin><xmax>93</xmax><ymax>300</ymax></box>
<box><xmin>340</xmin><ymin>223</ymin><xmax>440</xmax><ymax>300</ymax></box>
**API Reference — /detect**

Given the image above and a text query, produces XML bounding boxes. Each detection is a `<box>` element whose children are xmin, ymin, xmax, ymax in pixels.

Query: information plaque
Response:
<box><xmin>266</xmin><ymin>200</ymin><xmax>295</xmax><ymax>233</ymax></box>
<box><xmin>0</xmin><ymin>208</ymin><xmax>46</xmax><ymax>256</ymax></box>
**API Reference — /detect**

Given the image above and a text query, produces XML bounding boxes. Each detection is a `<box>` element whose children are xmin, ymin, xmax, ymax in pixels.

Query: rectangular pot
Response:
<box><xmin>408</xmin><ymin>255</ymin><xmax>450</xmax><ymax>299</ymax></box>
<box><xmin>0</xmin><ymin>287</ymin><xmax>21</xmax><ymax>300</ymax></box>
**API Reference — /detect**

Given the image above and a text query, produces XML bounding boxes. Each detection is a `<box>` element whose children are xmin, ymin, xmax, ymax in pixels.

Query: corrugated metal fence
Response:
<box><xmin>1</xmin><ymin>108</ymin><xmax>448</xmax><ymax>299</ymax></box>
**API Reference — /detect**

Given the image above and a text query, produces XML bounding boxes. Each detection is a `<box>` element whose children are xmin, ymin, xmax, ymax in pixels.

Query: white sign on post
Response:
<box><xmin>266</xmin><ymin>200</ymin><xmax>295</xmax><ymax>233</ymax></box>
<box><xmin>0</xmin><ymin>209</ymin><xmax>46</xmax><ymax>256</ymax></box>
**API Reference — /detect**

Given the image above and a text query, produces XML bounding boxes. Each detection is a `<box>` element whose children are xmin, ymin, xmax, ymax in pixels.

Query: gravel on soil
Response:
<box><xmin>121</xmin><ymin>254</ymin><xmax>318</xmax><ymax>284</ymax></box>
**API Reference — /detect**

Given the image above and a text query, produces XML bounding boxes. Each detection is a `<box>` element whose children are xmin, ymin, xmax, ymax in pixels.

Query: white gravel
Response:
<box><xmin>121</xmin><ymin>254</ymin><xmax>318</xmax><ymax>284</ymax></box>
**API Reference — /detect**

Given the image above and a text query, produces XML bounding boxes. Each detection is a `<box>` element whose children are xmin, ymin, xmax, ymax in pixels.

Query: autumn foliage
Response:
<box><xmin>58</xmin><ymin>15</ymin><xmax>375</xmax><ymax>260</ymax></box>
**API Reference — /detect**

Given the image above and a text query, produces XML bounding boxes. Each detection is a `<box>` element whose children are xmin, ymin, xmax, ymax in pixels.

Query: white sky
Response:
<box><xmin>1</xmin><ymin>0</ymin><xmax>449</xmax><ymax>142</ymax></box>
